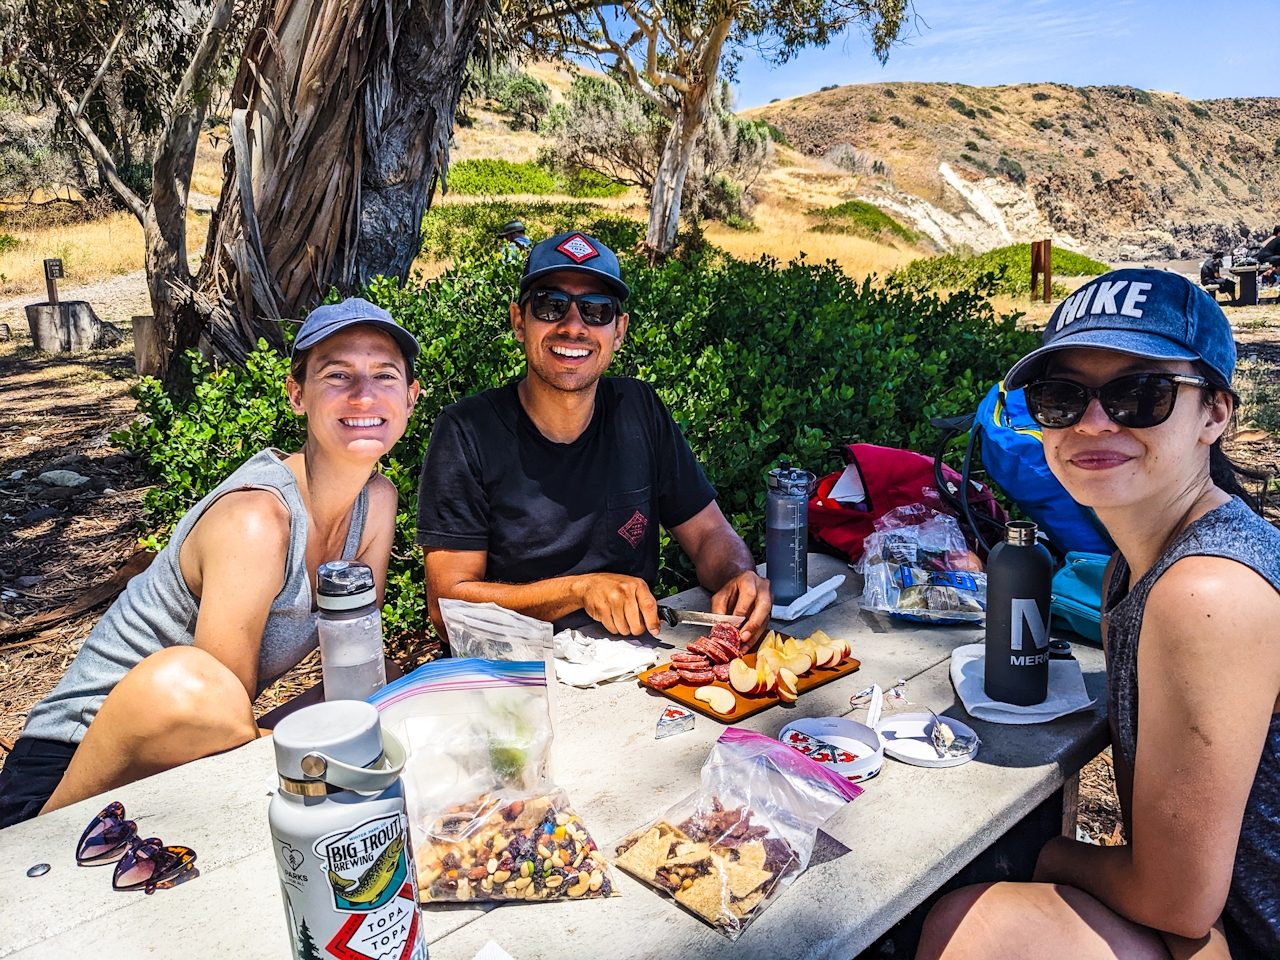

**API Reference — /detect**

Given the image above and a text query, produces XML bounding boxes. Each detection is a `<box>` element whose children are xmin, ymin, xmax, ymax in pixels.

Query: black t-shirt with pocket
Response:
<box><xmin>416</xmin><ymin>377</ymin><xmax>717</xmax><ymax>591</ymax></box>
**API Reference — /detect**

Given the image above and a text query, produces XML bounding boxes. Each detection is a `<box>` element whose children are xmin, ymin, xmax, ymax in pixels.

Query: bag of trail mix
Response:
<box><xmin>613</xmin><ymin>727</ymin><xmax>860</xmax><ymax>939</ymax></box>
<box><xmin>369</xmin><ymin>658</ymin><xmax>616</xmax><ymax>903</ymax></box>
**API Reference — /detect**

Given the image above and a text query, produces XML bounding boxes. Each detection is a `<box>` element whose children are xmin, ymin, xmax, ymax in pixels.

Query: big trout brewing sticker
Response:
<box><xmin>313</xmin><ymin>813</ymin><xmax>423</xmax><ymax>960</ymax></box>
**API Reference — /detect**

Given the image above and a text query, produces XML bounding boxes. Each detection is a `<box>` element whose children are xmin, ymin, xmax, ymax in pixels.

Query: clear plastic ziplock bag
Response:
<box><xmin>857</xmin><ymin>507</ymin><xmax>986</xmax><ymax>623</ymax></box>
<box><xmin>369</xmin><ymin>658</ymin><xmax>616</xmax><ymax>903</ymax></box>
<box><xmin>613</xmin><ymin>727</ymin><xmax>860</xmax><ymax>939</ymax></box>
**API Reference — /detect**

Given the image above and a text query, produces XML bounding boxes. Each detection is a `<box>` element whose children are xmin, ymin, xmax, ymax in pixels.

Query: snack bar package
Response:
<box><xmin>857</xmin><ymin>506</ymin><xmax>987</xmax><ymax>623</ymax></box>
<box><xmin>369</xmin><ymin>658</ymin><xmax>616</xmax><ymax>903</ymax></box>
<box><xmin>613</xmin><ymin>727</ymin><xmax>860</xmax><ymax>939</ymax></box>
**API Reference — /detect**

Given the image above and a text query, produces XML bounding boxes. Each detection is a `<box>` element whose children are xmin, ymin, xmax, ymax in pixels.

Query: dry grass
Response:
<box><xmin>0</xmin><ymin>210</ymin><xmax>210</xmax><ymax>298</ymax></box>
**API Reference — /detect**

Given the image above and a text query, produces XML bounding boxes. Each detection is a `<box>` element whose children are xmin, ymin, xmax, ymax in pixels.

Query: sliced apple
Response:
<box><xmin>759</xmin><ymin>663</ymin><xmax>778</xmax><ymax>693</ymax></box>
<box><xmin>809</xmin><ymin>629</ymin><xmax>832</xmax><ymax>646</ymax></box>
<box><xmin>694</xmin><ymin>685</ymin><xmax>737</xmax><ymax>715</ymax></box>
<box><xmin>796</xmin><ymin>637</ymin><xmax>818</xmax><ymax>659</ymax></box>
<box><xmin>729</xmin><ymin>658</ymin><xmax>758</xmax><ymax>695</ymax></box>
<box><xmin>780</xmin><ymin>637</ymin><xmax>799</xmax><ymax>658</ymax></box>
<box><xmin>759</xmin><ymin>648</ymin><xmax>784</xmax><ymax>674</ymax></box>
<box><xmin>781</xmin><ymin>653</ymin><xmax>813</xmax><ymax>677</ymax></box>
<box><xmin>813</xmin><ymin>644</ymin><xmax>839</xmax><ymax>669</ymax></box>
<box><xmin>777</xmin><ymin>668</ymin><xmax>799</xmax><ymax>702</ymax></box>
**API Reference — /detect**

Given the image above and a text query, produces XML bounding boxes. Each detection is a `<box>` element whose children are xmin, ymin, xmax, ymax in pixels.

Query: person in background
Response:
<box><xmin>1257</xmin><ymin>225</ymin><xmax>1280</xmax><ymax>277</ymax></box>
<box><xmin>1200</xmin><ymin>251</ymin><xmax>1236</xmax><ymax>302</ymax></box>
<box><xmin>917</xmin><ymin>270</ymin><xmax>1279</xmax><ymax>960</ymax></box>
<box><xmin>417</xmin><ymin>232</ymin><xmax>772</xmax><ymax>645</ymax></box>
<box><xmin>499</xmin><ymin>219</ymin><xmax>532</xmax><ymax>264</ymax></box>
<box><xmin>0</xmin><ymin>299</ymin><xmax>420</xmax><ymax>828</ymax></box>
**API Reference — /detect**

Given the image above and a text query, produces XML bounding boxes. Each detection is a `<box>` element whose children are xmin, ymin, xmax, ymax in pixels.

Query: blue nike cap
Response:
<box><xmin>1005</xmin><ymin>269</ymin><xmax>1236</xmax><ymax>390</ymax></box>
<box><xmin>292</xmin><ymin>297</ymin><xmax>420</xmax><ymax>377</ymax></box>
<box><xmin>519</xmin><ymin>232</ymin><xmax>630</xmax><ymax>301</ymax></box>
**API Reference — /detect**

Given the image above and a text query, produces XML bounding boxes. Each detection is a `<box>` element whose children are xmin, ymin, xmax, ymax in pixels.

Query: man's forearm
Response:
<box><xmin>431</xmin><ymin>577</ymin><xmax>585</xmax><ymax>633</ymax></box>
<box><xmin>694</xmin><ymin>536</ymin><xmax>757</xmax><ymax>594</ymax></box>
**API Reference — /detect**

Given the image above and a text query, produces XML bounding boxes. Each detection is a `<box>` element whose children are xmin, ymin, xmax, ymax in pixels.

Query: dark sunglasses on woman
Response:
<box><xmin>1024</xmin><ymin>373</ymin><xmax>1210</xmax><ymax>429</ymax></box>
<box><xmin>76</xmin><ymin>801</ymin><xmax>198</xmax><ymax>894</ymax></box>
<box><xmin>520</xmin><ymin>288</ymin><xmax>621</xmax><ymax>326</ymax></box>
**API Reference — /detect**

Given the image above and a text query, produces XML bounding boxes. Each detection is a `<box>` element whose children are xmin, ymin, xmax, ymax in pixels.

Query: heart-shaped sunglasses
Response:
<box><xmin>76</xmin><ymin>801</ymin><xmax>198</xmax><ymax>894</ymax></box>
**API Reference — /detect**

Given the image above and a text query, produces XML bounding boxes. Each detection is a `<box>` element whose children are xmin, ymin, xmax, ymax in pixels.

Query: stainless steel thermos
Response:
<box><xmin>269</xmin><ymin>700</ymin><xmax>427</xmax><ymax>960</ymax></box>
<box><xmin>766</xmin><ymin>461</ymin><xmax>816</xmax><ymax>606</ymax></box>
<box><xmin>984</xmin><ymin>521</ymin><xmax>1053</xmax><ymax>706</ymax></box>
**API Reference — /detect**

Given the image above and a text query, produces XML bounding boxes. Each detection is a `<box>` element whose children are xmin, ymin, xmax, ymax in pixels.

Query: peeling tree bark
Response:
<box><xmin>197</xmin><ymin>0</ymin><xmax>488</xmax><ymax>361</ymax></box>
<box><xmin>645</xmin><ymin>83</ymin><xmax>712</xmax><ymax>253</ymax></box>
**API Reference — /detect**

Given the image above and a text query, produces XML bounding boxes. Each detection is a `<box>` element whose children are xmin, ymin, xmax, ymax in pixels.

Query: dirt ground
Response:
<box><xmin>3</xmin><ymin>274</ymin><xmax>1279</xmax><ymax>848</ymax></box>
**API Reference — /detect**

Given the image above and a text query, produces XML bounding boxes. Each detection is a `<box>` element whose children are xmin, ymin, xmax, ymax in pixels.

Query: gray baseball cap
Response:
<box><xmin>292</xmin><ymin>297</ymin><xmax>420</xmax><ymax>375</ymax></box>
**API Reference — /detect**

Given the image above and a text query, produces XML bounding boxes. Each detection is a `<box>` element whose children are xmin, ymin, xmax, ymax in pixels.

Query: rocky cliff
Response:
<box><xmin>746</xmin><ymin>82</ymin><xmax>1280</xmax><ymax>260</ymax></box>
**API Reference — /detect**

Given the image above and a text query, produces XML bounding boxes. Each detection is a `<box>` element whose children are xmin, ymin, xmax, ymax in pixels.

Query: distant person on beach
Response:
<box><xmin>918</xmin><ymin>270</ymin><xmax>1279</xmax><ymax>960</ymax></box>
<box><xmin>0</xmin><ymin>299</ymin><xmax>420</xmax><ymax>828</ymax></box>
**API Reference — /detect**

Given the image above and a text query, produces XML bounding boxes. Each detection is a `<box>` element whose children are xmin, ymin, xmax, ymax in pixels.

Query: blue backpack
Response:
<box><xmin>974</xmin><ymin>382</ymin><xmax>1114</xmax><ymax>556</ymax></box>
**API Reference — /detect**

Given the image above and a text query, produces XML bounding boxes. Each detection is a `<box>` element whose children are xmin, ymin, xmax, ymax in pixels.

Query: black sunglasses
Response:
<box><xmin>520</xmin><ymin>288</ymin><xmax>621</xmax><ymax>326</ymax></box>
<box><xmin>76</xmin><ymin>801</ymin><xmax>198</xmax><ymax>894</ymax></box>
<box><xmin>1024</xmin><ymin>373</ymin><xmax>1210</xmax><ymax>429</ymax></box>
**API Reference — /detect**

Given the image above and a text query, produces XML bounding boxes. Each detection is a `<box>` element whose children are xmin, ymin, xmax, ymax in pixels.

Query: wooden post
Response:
<box><xmin>1043</xmin><ymin>238</ymin><xmax>1053</xmax><ymax>303</ymax></box>
<box><xmin>1030</xmin><ymin>241</ymin><xmax>1043</xmax><ymax>300</ymax></box>
<box><xmin>43</xmin><ymin>258</ymin><xmax>63</xmax><ymax>305</ymax></box>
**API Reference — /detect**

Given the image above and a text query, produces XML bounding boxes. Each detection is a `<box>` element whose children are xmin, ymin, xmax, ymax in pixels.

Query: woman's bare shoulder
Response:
<box><xmin>187</xmin><ymin>489</ymin><xmax>291</xmax><ymax>559</ymax></box>
<box><xmin>1144</xmin><ymin>555</ymin><xmax>1280</xmax><ymax>661</ymax></box>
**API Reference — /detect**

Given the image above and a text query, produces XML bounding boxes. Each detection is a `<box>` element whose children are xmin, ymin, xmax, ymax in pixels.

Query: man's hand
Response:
<box><xmin>711</xmin><ymin>571</ymin><xmax>772</xmax><ymax>648</ymax></box>
<box><xmin>575</xmin><ymin>573</ymin><xmax>663</xmax><ymax>636</ymax></box>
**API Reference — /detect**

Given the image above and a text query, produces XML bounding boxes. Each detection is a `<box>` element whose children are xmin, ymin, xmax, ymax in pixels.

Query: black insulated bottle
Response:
<box><xmin>984</xmin><ymin>520</ymin><xmax>1053</xmax><ymax>706</ymax></box>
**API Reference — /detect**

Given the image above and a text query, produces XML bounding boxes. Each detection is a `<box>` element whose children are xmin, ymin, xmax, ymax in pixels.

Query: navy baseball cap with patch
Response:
<box><xmin>519</xmin><ymin>232</ymin><xmax>630</xmax><ymax>301</ymax></box>
<box><xmin>1005</xmin><ymin>268</ymin><xmax>1236</xmax><ymax>390</ymax></box>
<box><xmin>292</xmin><ymin>297</ymin><xmax>421</xmax><ymax>376</ymax></box>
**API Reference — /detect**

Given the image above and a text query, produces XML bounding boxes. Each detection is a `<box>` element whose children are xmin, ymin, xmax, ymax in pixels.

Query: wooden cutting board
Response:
<box><xmin>638</xmin><ymin>649</ymin><xmax>861</xmax><ymax>722</ymax></box>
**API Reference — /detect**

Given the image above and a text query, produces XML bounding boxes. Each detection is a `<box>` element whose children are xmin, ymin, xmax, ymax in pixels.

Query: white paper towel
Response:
<box><xmin>552</xmin><ymin>629</ymin><xmax>657</xmax><ymax>687</ymax></box>
<box><xmin>771</xmin><ymin>575</ymin><xmax>846</xmax><ymax>621</ymax></box>
<box><xmin>949</xmin><ymin>642</ymin><xmax>1095</xmax><ymax>724</ymax></box>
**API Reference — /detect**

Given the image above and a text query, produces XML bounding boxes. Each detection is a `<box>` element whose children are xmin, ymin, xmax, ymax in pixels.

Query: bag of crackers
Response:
<box><xmin>613</xmin><ymin>727</ymin><xmax>861</xmax><ymax>939</ymax></box>
<box><xmin>370</xmin><ymin>657</ymin><xmax>617</xmax><ymax>904</ymax></box>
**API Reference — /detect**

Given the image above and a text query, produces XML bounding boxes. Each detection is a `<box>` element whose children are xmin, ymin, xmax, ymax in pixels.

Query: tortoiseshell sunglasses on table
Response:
<box><xmin>76</xmin><ymin>801</ymin><xmax>198</xmax><ymax>894</ymax></box>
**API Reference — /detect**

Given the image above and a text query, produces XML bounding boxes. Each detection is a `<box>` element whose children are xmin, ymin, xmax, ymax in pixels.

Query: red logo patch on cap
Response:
<box><xmin>556</xmin><ymin>233</ymin><xmax>599</xmax><ymax>263</ymax></box>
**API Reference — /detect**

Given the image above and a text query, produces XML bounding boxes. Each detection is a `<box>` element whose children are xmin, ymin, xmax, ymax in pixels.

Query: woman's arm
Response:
<box><xmin>1035</xmin><ymin>555</ymin><xmax>1280</xmax><ymax>937</ymax></box>
<box><xmin>354</xmin><ymin>474</ymin><xmax>400</xmax><ymax>606</ymax></box>
<box><xmin>180</xmin><ymin>490</ymin><xmax>292</xmax><ymax>699</ymax></box>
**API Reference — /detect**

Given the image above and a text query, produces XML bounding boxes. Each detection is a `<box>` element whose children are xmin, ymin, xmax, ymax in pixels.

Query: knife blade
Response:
<box><xmin>656</xmin><ymin>606</ymin><xmax>745</xmax><ymax>628</ymax></box>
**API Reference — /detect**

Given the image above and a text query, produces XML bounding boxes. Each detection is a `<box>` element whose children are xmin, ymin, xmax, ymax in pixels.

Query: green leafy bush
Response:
<box><xmin>117</xmin><ymin>245</ymin><xmax>1037</xmax><ymax>637</ymax></box>
<box><xmin>1031</xmin><ymin>92</ymin><xmax>1050</xmax><ymax>102</ymax></box>
<box><xmin>0</xmin><ymin>232</ymin><xmax>18</xmax><ymax>252</ymax></box>
<box><xmin>946</xmin><ymin>96</ymin><xmax>976</xmax><ymax>119</ymax></box>
<box><xmin>446</xmin><ymin>159</ymin><xmax>558</xmax><ymax>196</ymax></box>
<box><xmin>808</xmin><ymin>200</ymin><xmax>915</xmax><ymax>242</ymax></box>
<box><xmin>892</xmin><ymin>243</ymin><xmax>1109</xmax><ymax>297</ymax></box>
<box><xmin>1031</xmin><ymin>118</ymin><xmax>1054</xmax><ymax>132</ymax></box>
<box><xmin>996</xmin><ymin>157</ymin><xmax>1025</xmax><ymax>184</ymax></box>
<box><xmin>1188</xmin><ymin>103</ymin><xmax>1210</xmax><ymax>120</ymax></box>
<box><xmin>419</xmin><ymin>200</ymin><xmax>642</xmax><ymax>261</ymax></box>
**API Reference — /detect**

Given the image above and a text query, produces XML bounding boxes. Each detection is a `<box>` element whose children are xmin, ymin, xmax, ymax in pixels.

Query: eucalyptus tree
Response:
<box><xmin>1</xmin><ymin>0</ymin><xmax>248</xmax><ymax>376</ymax></box>
<box><xmin>524</xmin><ymin>0</ymin><xmax>910</xmax><ymax>253</ymax></box>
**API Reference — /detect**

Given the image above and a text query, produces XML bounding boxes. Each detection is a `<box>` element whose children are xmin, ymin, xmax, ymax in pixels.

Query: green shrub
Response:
<box><xmin>1031</xmin><ymin>92</ymin><xmax>1050</xmax><ymax>102</ymax></box>
<box><xmin>892</xmin><ymin>243</ymin><xmax>1109</xmax><ymax>297</ymax></box>
<box><xmin>1082</xmin><ymin>147</ymin><xmax>1096</xmax><ymax>158</ymax></box>
<box><xmin>447</xmin><ymin>159</ymin><xmax>558</xmax><ymax>195</ymax></box>
<box><xmin>996</xmin><ymin>156</ymin><xmax>1026</xmax><ymax>185</ymax></box>
<box><xmin>947</xmin><ymin>96</ymin><xmax>976</xmax><ymax>119</ymax></box>
<box><xmin>419</xmin><ymin>200</ymin><xmax>642</xmax><ymax>261</ymax></box>
<box><xmin>0</xmin><ymin>233</ymin><xmax>18</xmax><ymax>252</ymax></box>
<box><xmin>808</xmin><ymin>200</ymin><xmax>916</xmax><ymax>242</ymax></box>
<box><xmin>116</xmin><ymin>245</ymin><xmax>1035</xmax><ymax>638</ymax></box>
<box><xmin>1188</xmin><ymin>103</ymin><xmax>1210</xmax><ymax>119</ymax></box>
<box><xmin>1031</xmin><ymin>118</ymin><xmax>1053</xmax><ymax>131</ymax></box>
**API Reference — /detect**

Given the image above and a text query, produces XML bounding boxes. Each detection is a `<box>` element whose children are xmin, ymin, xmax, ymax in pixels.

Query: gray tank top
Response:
<box><xmin>1105</xmin><ymin>496</ymin><xmax>1280</xmax><ymax>956</ymax></box>
<box><xmin>22</xmin><ymin>448</ymin><xmax>369</xmax><ymax>745</ymax></box>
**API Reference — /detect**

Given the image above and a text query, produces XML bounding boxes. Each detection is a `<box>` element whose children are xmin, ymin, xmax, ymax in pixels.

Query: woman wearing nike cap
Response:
<box><xmin>918</xmin><ymin>270</ymin><xmax>1279</xmax><ymax>959</ymax></box>
<box><xmin>0</xmin><ymin>298</ymin><xmax>420</xmax><ymax>827</ymax></box>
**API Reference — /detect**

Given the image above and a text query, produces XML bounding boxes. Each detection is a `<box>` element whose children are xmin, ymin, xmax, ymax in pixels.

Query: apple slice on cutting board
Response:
<box><xmin>695</xmin><ymin>686</ymin><xmax>737</xmax><ymax>715</ymax></box>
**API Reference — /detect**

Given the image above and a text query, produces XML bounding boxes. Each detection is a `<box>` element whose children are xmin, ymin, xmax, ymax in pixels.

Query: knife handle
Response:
<box><xmin>656</xmin><ymin>605</ymin><xmax>679</xmax><ymax>627</ymax></box>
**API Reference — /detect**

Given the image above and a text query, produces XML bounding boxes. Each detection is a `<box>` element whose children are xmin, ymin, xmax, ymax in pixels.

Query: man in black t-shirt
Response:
<box><xmin>417</xmin><ymin>232</ymin><xmax>772</xmax><ymax>643</ymax></box>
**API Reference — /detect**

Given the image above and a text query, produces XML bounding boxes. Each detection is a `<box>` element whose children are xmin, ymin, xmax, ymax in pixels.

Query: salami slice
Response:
<box><xmin>701</xmin><ymin>636</ymin><xmax>738</xmax><ymax>663</ymax></box>
<box><xmin>688</xmin><ymin>638</ymin><xmax>730</xmax><ymax>664</ymax></box>
<box><xmin>647</xmin><ymin>669</ymin><xmax>682</xmax><ymax>690</ymax></box>
<box><xmin>709</xmin><ymin>622</ymin><xmax>740</xmax><ymax>644</ymax></box>
<box><xmin>674</xmin><ymin>667</ymin><xmax>716</xmax><ymax>684</ymax></box>
<box><xmin>712</xmin><ymin>663</ymin><xmax>731</xmax><ymax>682</ymax></box>
<box><xmin>670</xmin><ymin>652</ymin><xmax>711</xmax><ymax>666</ymax></box>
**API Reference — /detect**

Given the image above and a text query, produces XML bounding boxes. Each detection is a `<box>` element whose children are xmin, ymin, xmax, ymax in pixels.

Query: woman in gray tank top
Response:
<box><xmin>0</xmin><ymin>299</ymin><xmax>421</xmax><ymax>828</ymax></box>
<box><xmin>919</xmin><ymin>271</ymin><xmax>1280</xmax><ymax>960</ymax></box>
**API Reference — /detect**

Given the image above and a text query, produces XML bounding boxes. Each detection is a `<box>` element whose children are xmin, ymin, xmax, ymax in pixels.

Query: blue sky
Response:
<box><xmin>731</xmin><ymin>0</ymin><xmax>1275</xmax><ymax>108</ymax></box>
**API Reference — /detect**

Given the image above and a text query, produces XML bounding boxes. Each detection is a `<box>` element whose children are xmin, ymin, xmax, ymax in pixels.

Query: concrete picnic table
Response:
<box><xmin>0</xmin><ymin>554</ymin><xmax>1107</xmax><ymax>959</ymax></box>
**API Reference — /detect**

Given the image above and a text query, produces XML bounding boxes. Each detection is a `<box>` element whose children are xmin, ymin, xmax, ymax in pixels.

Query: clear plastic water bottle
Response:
<box><xmin>766</xmin><ymin>461</ymin><xmax>815</xmax><ymax>606</ymax></box>
<box><xmin>317</xmin><ymin>560</ymin><xmax>386</xmax><ymax>702</ymax></box>
<box><xmin>984</xmin><ymin>521</ymin><xmax>1053</xmax><ymax>706</ymax></box>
